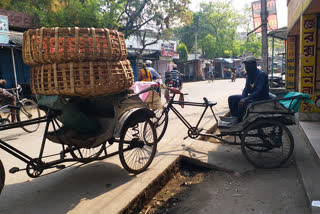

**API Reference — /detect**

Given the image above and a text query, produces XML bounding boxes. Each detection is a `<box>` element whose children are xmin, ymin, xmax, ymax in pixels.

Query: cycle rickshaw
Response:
<box><xmin>0</xmin><ymin>90</ymin><xmax>158</xmax><ymax>195</ymax></box>
<box><xmin>152</xmin><ymin>87</ymin><xmax>312</xmax><ymax>169</ymax></box>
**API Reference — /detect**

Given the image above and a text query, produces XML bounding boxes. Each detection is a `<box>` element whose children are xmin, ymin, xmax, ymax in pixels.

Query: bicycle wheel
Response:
<box><xmin>0</xmin><ymin>159</ymin><xmax>5</xmax><ymax>194</ymax></box>
<box><xmin>69</xmin><ymin>142</ymin><xmax>106</xmax><ymax>163</ymax></box>
<box><xmin>151</xmin><ymin>109</ymin><xmax>169</xmax><ymax>142</ymax></box>
<box><xmin>17</xmin><ymin>99</ymin><xmax>41</xmax><ymax>133</ymax></box>
<box><xmin>241</xmin><ymin>120</ymin><xmax>294</xmax><ymax>169</ymax></box>
<box><xmin>119</xmin><ymin>118</ymin><xmax>157</xmax><ymax>174</ymax></box>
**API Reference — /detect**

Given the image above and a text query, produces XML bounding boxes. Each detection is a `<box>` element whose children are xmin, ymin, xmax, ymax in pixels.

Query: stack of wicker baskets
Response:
<box><xmin>23</xmin><ymin>27</ymin><xmax>134</xmax><ymax>96</ymax></box>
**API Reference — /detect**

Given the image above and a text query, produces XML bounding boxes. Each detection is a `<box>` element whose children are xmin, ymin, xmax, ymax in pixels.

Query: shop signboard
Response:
<box><xmin>300</xmin><ymin>14</ymin><xmax>319</xmax><ymax>112</ymax></box>
<box><xmin>161</xmin><ymin>43</ymin><xmax>175</xmax><ymax>57</ymax></box>
<box><xmin>0</xmin><ymin>15</ymin><xmax>9</xmax><ymax>44</ymax></box>
<box><xmin>286</xmin><ymin>36</ymin><xmax>296</xmax><ymax>89</ymax></box>
<box><xmin>252</xmin><ymin>0</ymin><xmax>278</xmax><ymax>33</ymax></box>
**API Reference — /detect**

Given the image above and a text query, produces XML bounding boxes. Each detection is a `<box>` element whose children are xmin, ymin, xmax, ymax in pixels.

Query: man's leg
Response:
<box><xmin>228</xmin><ymin>95</ymin><xmax>246</xmax><ymax>117</ymax></box>
<box><xmin>238</xmin><ymin>99</ymin><xmax>252</xmax><ymax>122</ymax></box>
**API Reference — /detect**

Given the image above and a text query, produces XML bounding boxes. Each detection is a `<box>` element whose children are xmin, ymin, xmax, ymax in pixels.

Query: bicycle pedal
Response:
<box><xmin>55</xmin><ymin>165</ymin><xmax>66</xmax><ymax>169</ymax></box>
<box><xmin>9</xmin><ymin>167</ymin><xmax>20</xmax><ymax>174</ymax></box>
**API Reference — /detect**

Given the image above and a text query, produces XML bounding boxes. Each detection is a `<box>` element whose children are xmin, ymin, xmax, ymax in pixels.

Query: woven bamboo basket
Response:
<box><xmin>23</xmin><ymin>27</ymin><xmax>127</xmax><ymax>65</ymax></box>
<box><xmin>30</xmin><ymin>60</ymin><xmax>134</xmax><ymax>96</ymax></box>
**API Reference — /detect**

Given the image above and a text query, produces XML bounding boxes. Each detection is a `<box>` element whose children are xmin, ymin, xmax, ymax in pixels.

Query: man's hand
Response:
<box><xmin>238</xmin><ymin>97</ymin><xmax>249</xmax><ymax>109</ymax></box>
<box><xmin>0</xmin><ymin>79</ymin><xmax>7</xmax><ymax>85</ymax></box>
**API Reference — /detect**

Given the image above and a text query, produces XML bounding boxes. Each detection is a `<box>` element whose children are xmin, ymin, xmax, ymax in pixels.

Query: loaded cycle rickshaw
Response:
<box><xmin>0</xmin><ymin>27</ymin><xmax>159</xmax><ymax>195</ymax></box>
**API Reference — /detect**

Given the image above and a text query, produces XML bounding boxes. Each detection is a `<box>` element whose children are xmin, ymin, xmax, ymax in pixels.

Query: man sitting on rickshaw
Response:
<box><xmin>228</xmin><ymin>56</ymin><xmax>270</xmax><ymax>123</ymax></box>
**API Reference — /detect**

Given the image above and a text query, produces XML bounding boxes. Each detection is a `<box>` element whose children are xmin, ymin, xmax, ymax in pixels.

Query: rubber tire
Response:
<box><xmin>17</xmin><ymin>99</ymin><xmax>41</xmax><ymax>133</ymax></box>
<box><xmin>70</xmin><ymin>143</ymin><xmax>106</xmax><ymax>163</ymax></box>
<box><xmin>0</xmin><ymin>159</ymin><xmax>5</xmax><ymax>194</ymax></box>
<box><xmin>153</xmin><ymin>109</ymin><xmax>169</xmax><ymax>142</ymax></box>
<box><xmin>119</xmin><ymin>118</ymin><xmax>157</xmax><ymax>174</ymax></box>
<box><xmin>241</xmin><ymin>120</ymin><xmax>294</xmax><ymax>169</ymax></box>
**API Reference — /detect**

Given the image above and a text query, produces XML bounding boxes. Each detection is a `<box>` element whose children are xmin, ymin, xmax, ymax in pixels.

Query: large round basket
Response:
<box><xmin>30</xmin><ymin>60</ymin><xmax>134</xmax><ymax>97</ymax></box>
<box><xmin>23</xmin><ymin>27</ymin><xmax>127</xmax><ymax>65</ymax></box>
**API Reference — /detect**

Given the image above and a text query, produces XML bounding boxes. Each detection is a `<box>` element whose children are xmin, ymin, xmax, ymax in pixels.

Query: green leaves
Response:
<box><xmin>177</xmin><ymin>43</ymin><xmax>188</xmax><ymax>61</ymax></box>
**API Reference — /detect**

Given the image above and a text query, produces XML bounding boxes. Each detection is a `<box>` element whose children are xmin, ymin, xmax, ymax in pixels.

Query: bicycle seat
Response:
<box><xmin>203</xmin><ymin>97</ymin><xmax>217</xmax><ymax>107</ymax></box>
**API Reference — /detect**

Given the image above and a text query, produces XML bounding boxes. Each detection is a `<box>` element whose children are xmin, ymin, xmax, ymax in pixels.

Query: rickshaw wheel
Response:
<box><xmin>0</xmin><ymin>159</ymin><xmax>5</xmax><ymax>194</ymax></box>
<box><xmin>69</xmin><ymin>142</ymin><xmax>106</xmax><ymax>163</ymax></box>
<box><xmin>119</xmin><ymin>118</ymin><xmax>157</xmax><ymax>174</ymax></box>
<box><xmin>241</xmin><ymin>120</ymin><xmax>294</xmax><ymax>169</ymax></box>
<box><xmin>18</xmin><ymin>99</ymin><xmax>41</xmax><ymax>133</ymax></box>
<box><xmin>151</xmin><ymin>109</ymin><xmax>168</xmax><ymax>142</ymax></box>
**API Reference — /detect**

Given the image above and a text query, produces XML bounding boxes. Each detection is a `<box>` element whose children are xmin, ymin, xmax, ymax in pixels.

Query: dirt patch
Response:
<box><xmin>139</xmin><ymin>160</ymin><xmax>310</xmax><ymax>214</ymax></box>
<box><xmin>139</xmin><ymin>162</ymin><xmax>211</xmax><ymax>214</ymax></box>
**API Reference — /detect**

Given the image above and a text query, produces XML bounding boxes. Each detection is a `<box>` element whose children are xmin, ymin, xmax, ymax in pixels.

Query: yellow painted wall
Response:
<box><xmin>299</xmin><ymin>14</ymin><xmax>320</xmax><ymax>112</ymax></box>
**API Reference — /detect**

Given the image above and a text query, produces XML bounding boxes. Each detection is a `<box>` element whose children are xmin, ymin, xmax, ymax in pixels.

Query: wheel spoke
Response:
<box><xmin>241</xmin><ymin>120</ymin><xmax>294</xmax><ymax>168</ymax></box>
<box><xmin>119</xmin><ymin>118</ymin><xmax>157</xmax><ymax>174</ymax></box>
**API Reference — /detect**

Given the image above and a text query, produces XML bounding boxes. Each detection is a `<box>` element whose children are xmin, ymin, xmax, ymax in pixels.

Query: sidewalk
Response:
<box><xmin>295</xmin><ymin>120</ymin><xmax>320</xmax><ymax>213</ymax></box>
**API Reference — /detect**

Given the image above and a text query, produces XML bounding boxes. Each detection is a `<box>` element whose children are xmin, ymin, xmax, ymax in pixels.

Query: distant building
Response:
<box><xmin>0</xmin><ymin>9</ymin><xmax>39</xmax><ymax>97</ymax></box>
<box><xmin>126</xmin><ymin>31</ymin><xmax>179</xmax><ymax>81</ymax></box>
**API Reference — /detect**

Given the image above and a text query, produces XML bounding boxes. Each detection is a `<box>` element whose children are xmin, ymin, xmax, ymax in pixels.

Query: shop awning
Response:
<box><xmin>268</xmin><ymin>27</ymin><xmax>287</xmax><ymax>40</ymax></box>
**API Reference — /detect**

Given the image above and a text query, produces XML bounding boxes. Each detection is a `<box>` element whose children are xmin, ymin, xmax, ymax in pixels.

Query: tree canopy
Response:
<box><xmin>3</xmin><ymin>0</ymin><xmax>191</xmax><ymax>53</ymax></box>
<box><xmin>176</xmin><ymin>43</ymin><xmax>188</xmax><ymax>61</ymax></box>
<box><xmin>174</xmin><ymin>0</ymin><xmax>262</xmax><ymax>59</ymax></box>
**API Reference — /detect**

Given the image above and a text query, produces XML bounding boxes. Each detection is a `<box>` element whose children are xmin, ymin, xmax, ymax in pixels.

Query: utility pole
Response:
<box><xmin>195</xmin><ymin>16</ymin><xmax>198</xmax><ymax>60</ymax></box>
<box><xmin>261</xmin><ymin>0</ymin><xmax>268</xmax><ymax>73</ymax></box>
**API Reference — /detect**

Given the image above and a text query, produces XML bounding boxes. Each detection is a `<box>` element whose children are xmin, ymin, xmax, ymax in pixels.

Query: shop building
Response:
<box><xmin>287</xmin><ymin>0</ymin><xmax>320</xmax><ymax>120</ymax></box>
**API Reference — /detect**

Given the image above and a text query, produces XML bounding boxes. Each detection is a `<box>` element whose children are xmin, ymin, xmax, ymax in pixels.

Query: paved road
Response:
<box><xmin>0</xmin><ymin>79</ymin><xmax>245</xmax><ymax>214</ymax></box>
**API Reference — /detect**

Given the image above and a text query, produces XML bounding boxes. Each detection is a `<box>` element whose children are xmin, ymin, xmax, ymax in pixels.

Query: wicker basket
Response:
<box><xmin>30</xmin><ymin>60</ymin><xmax>134</xmax><ymax>96</ymax></box>
<box><xmin>23</xmin><ymin>27</ymin><xmax>127</xmax><ymax>65</ymax></box>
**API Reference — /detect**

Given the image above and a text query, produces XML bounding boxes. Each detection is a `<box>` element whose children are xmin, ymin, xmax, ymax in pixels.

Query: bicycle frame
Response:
<box><xmin>0</xmin><ymin>111</ymin><xmax>121</xmax><ymax>177</ymax></box>
<box><xmin>164</xmin><ymin>93</ymin><xmax>240</xmax><ymax>144</ymax></box>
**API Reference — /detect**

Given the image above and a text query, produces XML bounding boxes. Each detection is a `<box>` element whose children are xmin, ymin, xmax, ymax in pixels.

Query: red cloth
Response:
<box><xmin>167</xmin><ymin>87</ymin><xmax>184</xmax><ymax>108</ymax></box>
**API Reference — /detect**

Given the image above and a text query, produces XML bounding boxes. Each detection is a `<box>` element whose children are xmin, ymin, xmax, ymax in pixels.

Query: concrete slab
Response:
<box><xmin>292</xmin><ymin>124</ymin><xmax>320</xmax><ymax>214</ymax></box>
<box><xmin>299</xmin><ymin>121</ymin><xmax>320</xmax><ymax>164</ymax></box>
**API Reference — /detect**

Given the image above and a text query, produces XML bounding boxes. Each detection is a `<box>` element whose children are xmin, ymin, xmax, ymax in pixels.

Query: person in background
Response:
<box><xmin>138</xmin><ymin>63</ymin><xmax>152</xmax><ymax>81</ymax></box>
<box><xmin>208</xmin><ymin>63</ymin><xmax>214</xmax><ymax>82</ymax></box>
<box><xmin>145</xmin><ymin>60</ymin><xmax>162</xmax><ymax>95</ymax></box>
<box><xmin>0</xmin><ymin>79</ymin><xmax>16</xmax><ymax>122</ymax></box>
<box><xmin>228</xmin><ymin>56</ymin><xmax>270</xmax><ymax>123</ymax></box>
<box><xmin>171</xmin><ymin>64</ymin><xmax>183</xmax><ymax>88</ymax></box>
<box><xmin>145</xmin><ymin>60</ymin><xmax>161</xmax><ymax>80</ymax></box>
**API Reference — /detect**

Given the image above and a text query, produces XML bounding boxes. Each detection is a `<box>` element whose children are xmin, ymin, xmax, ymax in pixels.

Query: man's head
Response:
<box><xmin>172</xmin><ymin>64</ymin><xmax>177</xmax><ymax>69</ymax></box>
<box><xmin>242</xmin><ymin>56</ymin><xmax>257</xmax><ymax>75</ymax></box>
<box><xmin>145</xmin><ymin>60</ymin><xmax>152</xmax><ymax>66</ymax></box>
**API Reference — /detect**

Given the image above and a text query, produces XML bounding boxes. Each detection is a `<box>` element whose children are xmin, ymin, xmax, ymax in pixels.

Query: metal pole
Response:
<box><xmin>284</xmin><ymin>40</ymin><xmax>287</xmax><ymax>88</ymax></box>
<box><xmin>10</xmin><ymin>47</ymin><xmax>19</xmax><ymax>99</ymax></box>
<box><xmin>261</xmin><ymin>0</ymin><xmax>268</xmax><ymax>73</ymax></box>
<box><xmin>195</xmin><ymin>17</ymin><xmax>198</xmax><ymax>60</ymax></box>
<box><xmin>271</xmin><ymin>37</ymin><xmax>274</xmax><ymax>87</ymax></box>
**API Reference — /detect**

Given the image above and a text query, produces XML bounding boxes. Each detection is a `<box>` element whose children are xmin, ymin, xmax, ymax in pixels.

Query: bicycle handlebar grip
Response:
<box><xmin>203</xmin><ymin>97</ymin><xmax>209</xmax><ymax>105</ymax></box>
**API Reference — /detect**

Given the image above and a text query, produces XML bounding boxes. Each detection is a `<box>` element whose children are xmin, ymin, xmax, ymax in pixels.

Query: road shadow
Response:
<box><xmin>0</xmin><ymin>161</ymin><xmax>135</xmax><ymax>214</ymax></box>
